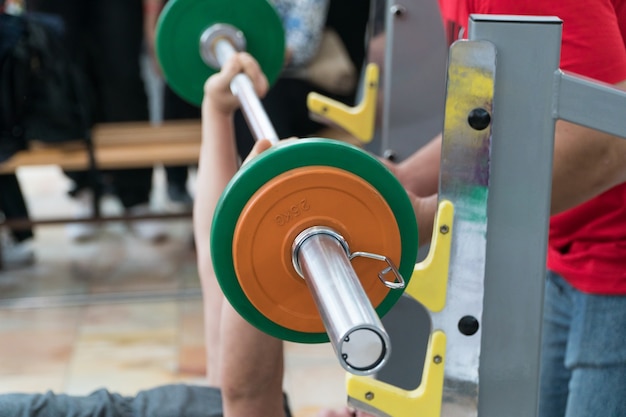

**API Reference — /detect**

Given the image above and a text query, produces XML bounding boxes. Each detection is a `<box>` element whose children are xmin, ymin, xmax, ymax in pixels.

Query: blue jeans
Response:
<box><xmin>539</xmin><ymin>271</ymin><xmax>626</xmax><ymax>417</ymax></box>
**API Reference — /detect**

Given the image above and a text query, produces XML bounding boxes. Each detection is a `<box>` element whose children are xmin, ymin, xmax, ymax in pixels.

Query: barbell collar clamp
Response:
<box><xmin>199</xmin><ymin>24</ymin><xmax>246</xmax><ymax>69</ymax></box>
<box><xmin>293</xmin><ymin>227</ymin><xmax>406</xmax><ymax>290</ymax></box>
<box><xmin>292</xmin><ymin>226</ymin><xmax>391</xmax><ymax>375</ymax></box>
<box><xmin>291</xmin><ymin>226</ymin><xmax>351</xmax><ymax>278</ymax></box>
<box><xmin>349</xmin><ymin>251</ymin><xmax>405</xmax><ymax>290</ymax></box>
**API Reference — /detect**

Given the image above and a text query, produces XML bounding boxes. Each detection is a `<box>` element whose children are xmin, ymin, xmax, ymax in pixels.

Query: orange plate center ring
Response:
<box><xmin>232</xmin><ymin>166</ymin><xmax>402</xmax><ymax>333</ymax></box>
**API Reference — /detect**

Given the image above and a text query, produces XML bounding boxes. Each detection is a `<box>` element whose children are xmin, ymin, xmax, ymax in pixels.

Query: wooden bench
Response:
<box><xmin>0</xmin><ymin>120</ymin><xmax>358</xmax><ymax>269</ymax></box>
<box><xmin>0</xmin><ymin>119</ymin><xmax>203</xmax><ymax>173</ymax></box>
<box><xmin>0</xmin><ymin>119</ymin><xmax>359</xmax><ymax>174</ymax></box>
<box><xmin>0</xmin><ymin>119</ymin><xmax>359</xmax><ymax>267</ymax></box>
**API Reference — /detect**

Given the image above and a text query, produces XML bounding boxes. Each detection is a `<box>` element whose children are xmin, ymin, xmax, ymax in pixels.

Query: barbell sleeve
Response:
<box><xmin>292</xmin><ymin>227</ymin><xmax>391</xmax><ymax>375</ymax></box>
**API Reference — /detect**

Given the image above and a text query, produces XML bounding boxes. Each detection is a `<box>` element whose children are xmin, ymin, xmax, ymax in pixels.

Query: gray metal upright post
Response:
<box><xmin>375</xmin><ymin>0</ymin><xmax>451</xmax><ymax>390</ymax></box>
<box><xmin>468</xmin><ymin>15</ymin><xmax>561</xmax><ymax>417</ymax></box>
<box><xmin>352</xmin><ymin>12</ymin><xmax>626</xmax><ymax>417</ymax></box>
<box><xmin>378</xmin><ymin>0</ymin><xmax>448</xmax><ymax>161</ymax></box>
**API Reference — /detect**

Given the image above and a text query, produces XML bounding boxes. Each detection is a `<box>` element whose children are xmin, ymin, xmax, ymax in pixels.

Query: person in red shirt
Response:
<box><xmin>376</xmin><ymin>1</ymin><xmax>626</xmax><ymax>416</ymax></box>
<box><xmin>324</xmin><ymin>0</ymin><xmax>626</xmax><ymax>416</ymax></box>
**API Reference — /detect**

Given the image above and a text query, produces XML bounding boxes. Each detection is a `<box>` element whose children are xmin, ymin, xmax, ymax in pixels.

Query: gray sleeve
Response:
<box><xmin>280</xmin><ymin>0</ymin><xmax>330</xmax><ymax>67</ymax></box>
<box><xmin>0</xmin><ymin>385</ymin><xmax>292</xmax><ymax>417</ymax></box>
<box><xmin>0</xmin><ymin>389</ymin><xmax>133</xmax><ymax>417</ymax></box>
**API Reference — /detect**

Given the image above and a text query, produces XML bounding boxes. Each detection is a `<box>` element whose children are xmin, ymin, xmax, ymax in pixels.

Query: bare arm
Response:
<box><xmin>194</xmin><ymin>76</ymin><xmax>243</xmax><ymax>280</ymax></box>
<box><xmin>379</xmin><ymin>134</ymin><xmax>440</xmax><ymax>247</ymax></box>
<box><xmin>192</xmin><ymin>53</ymin><xmax>270</xmax><ymax>387</ymax></box>
<box><xmin>193</xmin><ymin>53</ymin><xmax>269</xmax><ymax>266</ymax></box>
<box><xmin>192</xmin><ymin>52</ymin><xmax>287</xmax><ymax>417</ymax></box>
<box><xmin>551</xmin><ymin>79</ymin><xmax>626</xmax><ymax>214</ymax></box>
<box><xmin>391</xmin><ymin>80</ymin><xmax>626</xmax><ymax>246</ymax></box>
<box><xmin>394</xmin><ymin>134</ymin><xmax>442</xmax><ymax>197</ymax></box>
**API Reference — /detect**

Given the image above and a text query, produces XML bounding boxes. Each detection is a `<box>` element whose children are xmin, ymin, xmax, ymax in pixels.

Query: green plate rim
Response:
<box><xmin>211</xmin><ymin>139</ymin><xmax>418</xmax><ymax>343</ymax></box>
<box><xmin>156</xmin><ymin>0</ymin><xmax>285</xmax><ymax>105</ymax></box>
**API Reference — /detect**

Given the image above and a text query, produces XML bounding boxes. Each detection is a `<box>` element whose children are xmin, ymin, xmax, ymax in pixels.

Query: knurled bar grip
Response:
<box><xmin>212</xmin><ymin>36</ymin><xmax>280</xmax><ymax>144</ymax></box>
<box><xmin>293</xmin><ymin>227</ymin><xmax>391</xmax><ymax>375</ymax></box>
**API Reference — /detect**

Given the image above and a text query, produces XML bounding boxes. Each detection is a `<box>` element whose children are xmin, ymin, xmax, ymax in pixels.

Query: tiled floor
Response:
<box><xmin>0</xmin><ymin>166</ymin><xmax>347</xmax><ymax>416</ymax></box>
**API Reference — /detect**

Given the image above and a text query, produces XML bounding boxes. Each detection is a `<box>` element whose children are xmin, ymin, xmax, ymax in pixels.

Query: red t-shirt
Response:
<box><xmin>438</xmin><ymin>0</ymin><xmax>626</xmax><ymax>294</ymax></box>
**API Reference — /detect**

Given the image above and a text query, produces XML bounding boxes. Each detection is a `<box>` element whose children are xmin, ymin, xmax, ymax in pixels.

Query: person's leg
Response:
<box><xmin>89</xmin><ymin>0</ymin><xmax>152</xmax><ymax>209</ymax></box>
<box><xmin>163</xmin><ymin>85</ymin><xmax>199</xmax><ymax>205</ymax></box>
<box><xmin>0</xmin><ymin>174</ymin><xmax>35</xmax><ymax>267</ymax></box>
<box><xmin>25</xmin><ymin>0</ymin><xmax>93</xmax><ymax>196</ymax></box>
<box><xmin>87</xmin><ymin>0</ymin><xmax>167</xmax><ymax>241</ymax></box>
<box><xmin>88</xmin><ymin>0</ymin><xmax>148</xmax><ymax>125</ymax></box>
<box><xmin>538</xmin><ymin>271</ymin><xmax>573</xmax><ymax>417</ymax></box>
<box><xmin>566</xmin><ymin>365</ymin><xmax>626</xmax><ymax>416</ymax></box>
<box><xmin>164</xmin><ymin>166</ymin><xmax>191</xmax><ymax>203</ymax></box>
<box><xmin>560</xmin><ymin>276</ymin><xmax>626</xmax><ymax>417</ymax></box>
<box><xmin>26</xmin><ymin>0</ymin><xmax>103</xmax><ymax>241</ymax></box>
<box><xmin>0</xmin><ymin>174</ymin><xmax>33</xmax><ymax>243</ymax></box>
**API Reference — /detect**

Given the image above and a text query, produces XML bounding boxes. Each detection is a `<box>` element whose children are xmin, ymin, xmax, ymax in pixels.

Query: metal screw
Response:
<box><xmin>365</xmin><ymin>392</ymin><xmax>375</xmax><ymax>401</ymax></box>
<box><xmin>440</xmin><ymin>225</ymin><xmax>450</xmax><ymax>234</ymax></box>
<box><xmin>467</xmin><ymin>107</ymin><xmax>491</xmax><ymax>131</ymax></box>
<box><xmin>434</xmin><ymin>355</ymin><xmax>442</xmax><ymax>364</ymax></box>
<box><xmin>390</xmin><ymin>5</ymin><xmax>406</xmax><ymax>17</ymax></box>
<box><xmin>458</xmin><ymin>315</ymin><xmax>480</xmax><ymax>336</ymax></box>
<box><xmin>383</xmin><ymin>149</ymin><xmax>397</xmax><ymax>162</ymax></box>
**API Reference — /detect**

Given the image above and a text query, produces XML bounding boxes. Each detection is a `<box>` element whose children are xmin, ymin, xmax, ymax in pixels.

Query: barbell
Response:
<box><xmin>155</xmin><ymin>0</ymin><xmax>418</xmax><ymax>375</ymax></box>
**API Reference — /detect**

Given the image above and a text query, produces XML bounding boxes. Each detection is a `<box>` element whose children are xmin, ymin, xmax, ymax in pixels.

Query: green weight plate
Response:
<box><xmin>211</xmin><ymin>139</ymin><xmax>419</xmax><ymax>343</ymax></box>
<box><xmin>156</xmin><ymin>0</ymin><xmax>285</xmax><ymax>106</ymax></box>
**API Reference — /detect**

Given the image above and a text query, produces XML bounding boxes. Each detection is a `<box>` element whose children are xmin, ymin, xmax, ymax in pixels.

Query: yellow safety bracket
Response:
<box><xmin>405</xmin><ymin>200</ymin><xmax>453</xmax><ymax>312</ymax></box>
<box><xmin>346</xmin><ymin>331</ymin><xmax>447</xmax><ymax>417</ymax></box>
<box><xmin>345</xmin><ymin>202</ymin><xmax>452</xmax><ymax>416</ymax></box>
<box><xmin>307</xmin><ymin>63</ymin><xmax>379</xmax><ymax>143</ymax></box>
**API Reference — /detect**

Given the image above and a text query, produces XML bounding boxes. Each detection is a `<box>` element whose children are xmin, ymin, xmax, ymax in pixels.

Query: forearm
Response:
<box><xmin>193</xmin><ymin>104</ymin><xmax>240</xmax><ymax>268</ymax></box>
<box><xmin>395</xmin><ymin>134</ymin><xmax>442</xmax><ymax>197</ymax></box>
<box><xmin>548</xmin><ymin>79</ymin><xmax>626</xmax><ymax>213</ymax></box>
<box><xmin>551</xmin><ymin>119</ymin><xmax>626</xmax><ymax>214</ymax></box>
<box><xmin>220</xmin><ymin>303</ymin><xmax>286</xmax><ymax>417</ymax></box>
<box><xmin>411</xmin><ymin>193</ymin><xmax>439</xmax><ymax>248</ymax></box>
<box><xmin>194</xmin><ymin>107</ymin><xmax>239</xmax><ymax>375</ymax></box>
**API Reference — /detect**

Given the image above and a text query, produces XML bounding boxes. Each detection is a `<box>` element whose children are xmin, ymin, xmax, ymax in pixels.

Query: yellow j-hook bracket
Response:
<box><xmin>307</xmin><ymin>63</ymin><xmax>379</xmax><ymax>143</ymax></box>
<box><xmin>346</xmin><ymin>200</ymin><xmax>454</xmax><ymax>417</ymax></box>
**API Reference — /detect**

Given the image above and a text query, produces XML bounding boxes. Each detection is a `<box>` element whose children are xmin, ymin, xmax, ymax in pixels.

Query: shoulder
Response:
<box><xmin>555</xmin><ymin>0</ymin><xmax>626</xmax><ymax>83</ymax></box>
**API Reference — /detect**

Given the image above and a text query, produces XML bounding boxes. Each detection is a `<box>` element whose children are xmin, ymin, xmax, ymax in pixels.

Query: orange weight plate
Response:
<box><xmin>232</xmin><ymin>166</ymin><xmax>402</xmax><ymax>333</ymax></box>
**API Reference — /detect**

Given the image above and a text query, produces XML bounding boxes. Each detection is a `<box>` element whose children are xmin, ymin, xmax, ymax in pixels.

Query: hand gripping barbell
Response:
<box><xmin>156</xmin><ymin>0</ymin><xmax>418</xmax><ymax>375</ymax></box>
